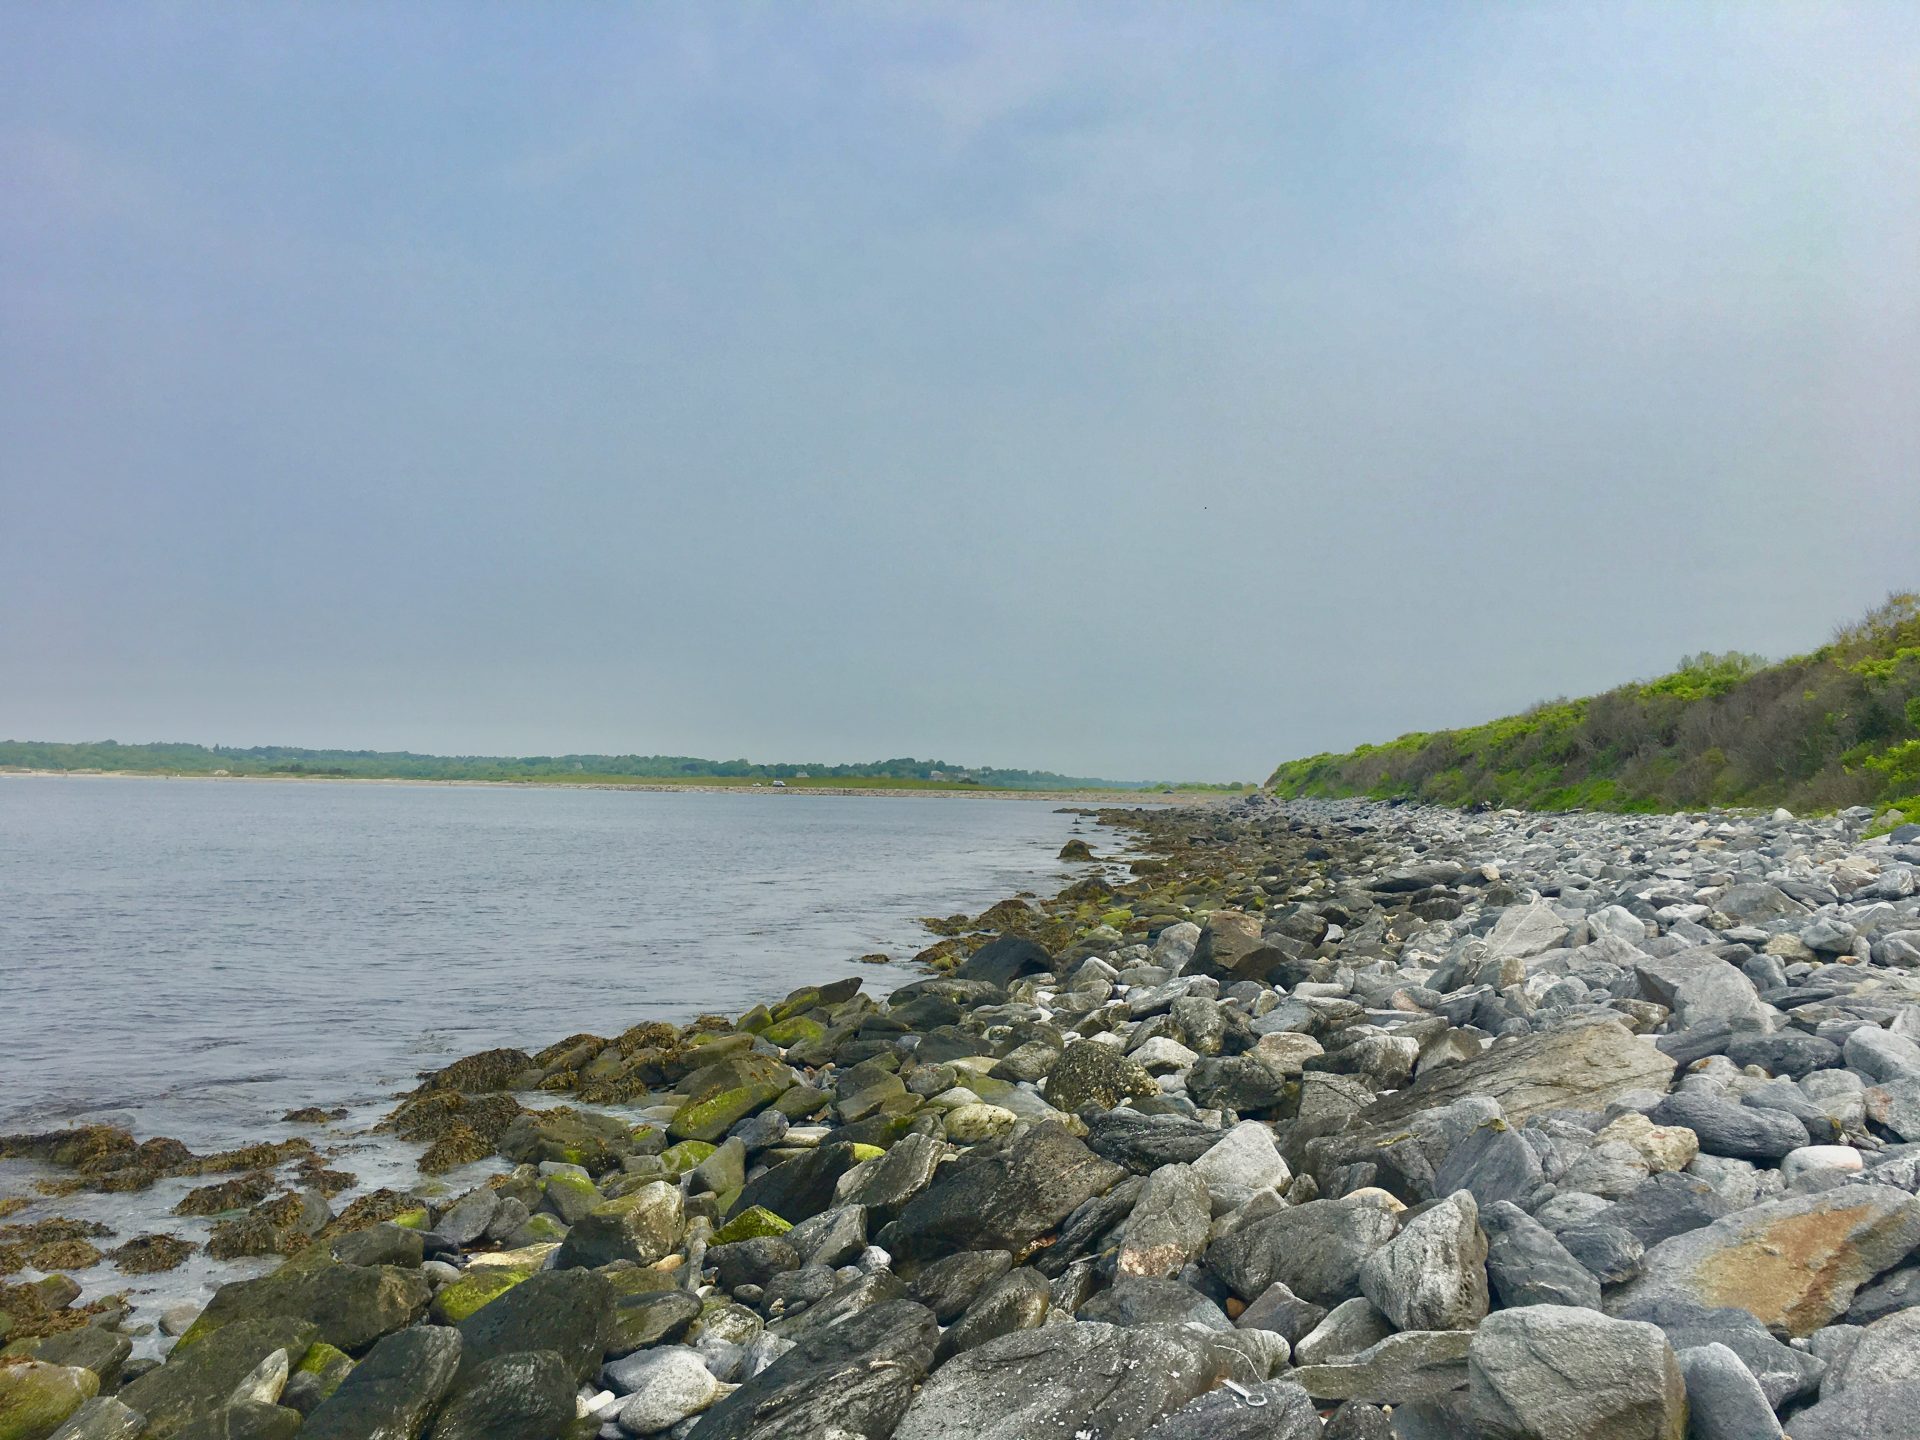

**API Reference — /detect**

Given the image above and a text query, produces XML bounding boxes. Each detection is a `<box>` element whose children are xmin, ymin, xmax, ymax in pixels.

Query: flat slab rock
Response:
<box><xmin>1357</xmin><ymin>1018</ymin><xmax>1675</xmax><ymax>1129</ymax></box>
<box><xmin>892</xmin><ymin>1320</ymin><xmax>1232</xmax><ymax>1440</ymax></box>
<box><xmin>1608</xmin><ymin>1183</ymin><xmax>1920</xmax><ymax>1337</ymax></box>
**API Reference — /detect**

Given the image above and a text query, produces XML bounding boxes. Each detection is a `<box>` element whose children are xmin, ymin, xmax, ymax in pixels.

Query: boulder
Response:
<box><xmin>178</xmin><ymin>1264</ymin><xmax>429</xmax><ymax>1354</ymax></box>
<box><xmin>1357</xmin><ymin>1190</ymin><xmax>1488</xmax><ymax>1331</ymax></box>
<box><xmin>0</xmin><ymin>1361</ymin><xmax>97</xmax><ymax>1440</ymax></box>
<box><xmin>1649</xmin><ymin>1092</ymin><xmax>1805</xmax><ymax>1162</ymax></box>
<box><xmin>1206</xmin><ymin>1196</ymin><xmax>1400</xmax><ymax>1305</ymax></box>
<box><xmin>1674</xmin><ymin>1343</ymin><xmax>1781</xmax><ymax>1440</ymax></box>
<box><xmin>555</xmin><ymin>1182</ymin><xmax>683</xmax><ymax>1269</ymax></box>
<box><xmin>300</xmin><ymin>1326</ymin><xmax>462</xmax><ymax>1440</ymax></box>
<box><xmin>1468</xmin><ymin>1306</ymin><xmax>1685</xmax><ymax>1440</ymax></box>
<box><xmin>424</xmin><ymin>1351</ymin><xmax>573</xmax><ymax>1440</ymax></box>
<box><xmin>608</xmin><ymin>1348</ymin><xmax>721</xmax><ymax>1435</ymax></box>
<box><xmin>1284</xmin><ymin>1329</ymin><xmax>1473</xmax><ymax>1403</ymax></box>
<box><xmin>118</xmin><ymin>1320</ymin><xmax>318</xmax><ymax>1440</ymax></box>
<box><xmin>893</xmin><ymin>1321</ymin><xmax>1227</xmax><ymax>1440</ymax></box>
<box><xmin>1481</xmin><ymin>1201</ymin><xmax>1601</xmax><ymax>1311</ymax></box>
<box><xmin>1608</xmin><ymin>1184</ymin><xmax>1920</xmax><ymax>1336</ymax></box>
<box><xmin>1140</xmin><ymin>1379</ymin><xmax>1322</xmax><ymax>1440</ymax></box>
<box><xmin>1820</xmin><ymin>1305</ymin><xmax>1920</xmax><ymax>1393</ymax></box>
<box><xmin>695</xmin><ymin>1299</ymin><xmax>936</xmax><ymax>1440</ymax></box>
<box><xmin>1116</xmin><ymin>1164</ymin><xmax>1212</xmax><ymax>1279</ymax></box>
<box><xmin>906</xmin><ymin>1249</ymin><xmax>1014</xmax><ymax>1323</ymax></box>
<box><xmin>1783</xmin><ymin>1377</ymin><xmax>1920</xmax><ymax>1440</ymax></box>
<box><xmin>42</xmin><ymin>1398</ymin><xmax>146</xmax><ymax>1440</ymax></box>
<box><xmin>1356</xmin><ymin>1020</ymin><xmax>1675</xmax><ymax>1130</ymax></box>
<box><xmin>1042</xmin><ymin>1042</ymin><xmax>1157</xmax><ymax>1112</ymax></box>
<box><xmin>885</xmin><ymin>1123</ymin><xmax>1125</xmax><ymax>1262</ymax></box>
<box><xmin>1190</xmin><ymin>1122</ymin><xmax>1290</xmax><ymax>1215</ymax></box>
<box><xmin>934</xmin><ymin>1268</ymin><xmax>1051</xmax><ymax>1360</ymax></box>
<box><xmin>455</xmin><ymin>1268</ymin><xmax>613</xmax><ymax>1382</ymax></box>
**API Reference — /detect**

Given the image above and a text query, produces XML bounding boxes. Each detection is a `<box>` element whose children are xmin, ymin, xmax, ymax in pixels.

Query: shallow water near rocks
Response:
<box><xmin>0</xmin><ymin>775</ymin><xmax>1122</xmax><ymax>1341</ymax></box>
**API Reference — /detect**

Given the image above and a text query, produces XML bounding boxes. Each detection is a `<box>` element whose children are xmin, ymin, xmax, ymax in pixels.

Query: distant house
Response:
<box><xmin>795</xmin><ymin>772</ymin><xmax>811</xmax><ymax>779</ymax></box>
<box><xmin>771</xmin><ymin>779</ymin><xmax>786</xmax><ymax>788</ymax></box>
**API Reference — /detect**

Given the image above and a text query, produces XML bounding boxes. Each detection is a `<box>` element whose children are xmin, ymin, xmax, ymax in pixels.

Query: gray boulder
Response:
<box><xmin>893</xmin><ymin>1321</ymin><xmax>1228</xmax><ymax>1440</ymax></box>
<box><xmin>1468</xmin><ymin>1305</ymin><xmax>1685</xmax><ymax>1439</ymax></box>
<box><xmin>455</xmin><ymin>1268</ymin><xmax>612</xmax><ymax>1382</ymax></box>
<box><xmin>1206</xmin><ymin>1196</ymin><xmax>1400</xmax><ymax>1305</ymax></box>
<box><xmin>1357</xmin><ymin>1191</ymin><xmax>1488</xmax><ymax>1331</ymax></box>
<box><xmin>302</xmin><ymin>1326</ymin><xmax>463</xmax><ymax>1440</ymax></box>
<box><xmin>1140</xmin><ymin>1379</ymin><xmax>1322</xmax><ymax>1439</ymax></box>
<box><xmin>1674</xmin><ymin>1343</ymin><xmax>1780</xmax><ymax>1440</ymax></box>
<box><xmin>1116</xmin><ymin>1164</ymin><xmax>1212</xmax><ymax>1279</ymax></box>
<box><xmin>885</xmin><ymin>1122</ymin><xmax>1125</xmax><ymax>1261</ymax></box>
<box><xmin>1481</xmin><ymin>1201</ymin><xmax>1601</xmax><ymax>1310</ymax></box>
<box><xmin>425</xmin><ymin>1351</ymin><xmax>574</xmax><ymax>1440</ymax></box>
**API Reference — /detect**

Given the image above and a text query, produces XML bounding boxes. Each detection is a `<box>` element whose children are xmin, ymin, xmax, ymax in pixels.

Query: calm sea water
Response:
<box><xmin>0</xmin><ymin>776</ymin><xmax>1109</xmax><ymax>1146</ymax></box>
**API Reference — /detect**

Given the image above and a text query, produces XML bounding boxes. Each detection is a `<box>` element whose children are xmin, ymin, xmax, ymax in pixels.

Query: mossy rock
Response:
<box><xmin>760</xmin><ymin>1016</ymin><xmax>825</xmax><ymax>1050</ymax></box>
<box><xmin>846</xmin><ymin>1144</ymin><xmax>886</xmax><ymax>1165</ymax></box>
<box><xmin>735</xmin><ymin>1004</ymin><xmax>773</xmax><ymax>1035</ymax></box>
<box><xmin>293</xmin><ymin>1339</ymin><xmax>354</xmax><ymax>1405</ymax></box>
<box><xmin>769</xmin><ymin>988</ymin><xmax>822</xmax><ymax>1024</ymax></box>
<box><xmin>658</xmin><ymin>1142</ymin><xmax>717</xmax><ymax>1177</ymax></box>
<box><xmin>710</xmin><ymin>1207</ymin><xmax>791</xmax><ymax>1244</ymax></box>
<box><xmin>667</xmin><ymin>1082</ymin><xmax>785</xmax><ymax>1144</ymax></box>
<box><xmin>429</xmin><ymin>1265</ymin><xmax>533</xmax><ymax>1324</ymax></box>
<box><xmin>0</xmin><ymin>1359</ymin><xmax>97</xmax><ymax>1440</ymax></box>
<box><xmin>503</xmin><ymin>1213</ymin><xmax>568</xmax><ymax>1246</ymax></box>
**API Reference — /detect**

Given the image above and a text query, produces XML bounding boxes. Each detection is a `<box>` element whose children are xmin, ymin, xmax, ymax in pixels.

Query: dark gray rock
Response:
<box><xmin>906</xmin><ymin>1249</ymin><xmax>1014</xmax><ymax>1323</ymax></box>
<box><xmin>959</xmin><ymin>936</ymin><xmax>1054</xmax><ymax>989</ymax></box>
<box><xmin>695</xmin><ymin>1298</ymin><xmax>937</xmax><ymax>1440</ymax></box>
<box><xmin>1206</xmin><ymin>1196</ymin><xmax>1400</xmax><ymax>1305</ymax></box>
<box><xmin>173</xmin><ymin>1401</ymin><xmax>303</xmax><ymax>1440</ymax></box>
<box><xmin>1781</xmin><ymin>1377</ymin><xmax>1920</xmax><ymax>1440</ymax></box>
<box><xmin>1606</xmin><ymin>1298</ymin><xmax>1824</xmax><ymax>1408</ymax></box>
<box><xmin>425</xmin><ymin>1350</ymin><xmax>573</xmax><ymax>1440</ymax></box>
<box><xmin>1324</xmin><ymin>1400</ymin><xmax>1395</xmax><ymax>1439</ymax></box>
<box><xmin>1723</xmin><ymin>1031</ymin><xmax>1841</xmax><ymax>1079</ymax></box>
<box><xmin>1032</xmin><ymin>1175</ymin><xmax>1143</xmax><ymax>1278</ymax></box>
<box><xmin>1116</xmin><ymin>1163</ymin><xmax>1213</xmax><ymax>1279</ymax></box>
<box><xmin>302</xmin><ymin>1326</ymin><xmax>463</xmax><ymax>1440</ymax></box>
<box><xmin>1675</xmin><ymin>1343</ymin><xmax>1781</xmax><ymax>1440</ymax></box>
<box><xmin>836</xmin><ymin>1132</ymin><xmax>942</xmax><ymax>1222</ymax></box>
<box><xmin>1481</xmin><ymin>1201</ymin><xmax>1601</xmax><ymax>1311</ymax></box>
<box><xmin>455</xmin><ymin>1268</ymin><xmax>612</xmax><ymax>1383</ymax></box>
<box><xmin>884</xmin><ymin>1122</ymin><xmax>1126</xmax><ymax>1261</ymax></box>
<box><xmin>935</xmin><ymin>1268</ymin><xmax>1051</xmax><ymax>1361</ymax></box>
<box><xmin>1235</xmin><ymin>1280</ymin><xmax>1327</xmax><ymax>1346</ymax></box>
<box><xmin>1432</xmin><ymin>1121</ymin><xmax>1544</xmax><ymax>1210</ymax></box>
<box><xmin>117</xmin><ymin>1319</ymin><xmax>319</xmax><ymax>1440</ymax></box>
<box><xmin>730</xmin><ymin>1142</ymin><xmax>860</xmax><ymax>1227</ymax></box>
<box><xmin>710</xmin><ymin>1236</ymin><xmax>800</xmax><ymax>1293</ymax></box>
<box><xmin>1592</xmin><ymin>1172</ymin><xmax>1732</xmax><ymax>1248</ymax></box>
<box><xmin>1555</xmin><ymin>1220</ymin><xmax>1644</xmax><ymax>1285</ymax></box>
<box><xmin>1084</xmin><ymin>1110</ymin><xmax>1222</xmax><ymax>1173</ymax></box>
<box><xmin>1467</xmin><ymin>1305</ymin><xmax>1685</xmax><ymax>1440</ymax></box>
<box><xmin>769</xmin><ymin>1270</ymin><xmax>906</xmax><ymax>1342</ymax></box>
<box><xmin>1357</xmin><ymin>1190</ymin><xmax>1487</xmax><ymax>1332</ymax></box>
<box><xmin>782</xmin><ymin>1203</ymin><xmax>867</xmax><ymax>1269</ymax></box>
<box><xmin>606</xmin><ymin>1289</ymin><xmax>701</xmax><ymax>1356</ymax></box>
<box><xmin>1141</xmin><ymin>1379</ymin><xmax>1322</xmax><ymax>1439</ymax></box>
<box><xmin>1651</xmin><ymin>1090</ymin><xmax>1809</xmax><ymax>1160</ymax></box>
<box><xmin>1188</xmin><ymin>1056</ymin><xmax>1291</xmax><ymax>1114</ymax></box>
<box><xmin>1077</xmin><ymin>1275</ymin><xmax>1231</xmax><ymax>1331</ymax></box>
<box><xmin>893</xmin><ymin>1321</ymin><xmax>1228</xmax><ymax>1440</ymax></box>
<box><xmin>45</xmin><ymin>1398</ymin><xmax>148</xmax><ymax>1440</ymax></box>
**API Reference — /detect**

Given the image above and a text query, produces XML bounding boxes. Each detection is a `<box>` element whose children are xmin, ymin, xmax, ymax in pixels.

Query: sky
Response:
<box><xmin>2</xmin><ymin>3</ymin><xmax>1917</xmax><ymax>782</ymax></box>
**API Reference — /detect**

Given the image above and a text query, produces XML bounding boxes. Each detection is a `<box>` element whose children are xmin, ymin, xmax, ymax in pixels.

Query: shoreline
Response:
<box><xmin>9</xmin><ymin>796</ymin><xmax>1918</xmax><ymax>1435</ymax></box>
<box><xmin>0</xmin><ymin>768</ymin><xmax>1209</xmax><ymax>805</ymax></box>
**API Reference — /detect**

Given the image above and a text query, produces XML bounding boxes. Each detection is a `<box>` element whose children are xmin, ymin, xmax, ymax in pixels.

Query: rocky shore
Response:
<box><xmin>7</xmin><ymin>795</ymin><xmax>1920</xmax><ymax>1439</ymax></box>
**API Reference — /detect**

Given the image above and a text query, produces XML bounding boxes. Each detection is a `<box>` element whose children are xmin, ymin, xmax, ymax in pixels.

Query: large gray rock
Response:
<box><xmin>117</xmin><ymin>1319</ymin><xmax>318</xmax><ymax>1440</ymax></box>
<box><xmin>608</xmin><ymin>1348</ymin><xmax>722</xmax><ymax>1435</ymax></box>
<box><xmin>1674</xmin><ymin>1343</ymin><xmax>1780</xmax><ymax>1440</ymax></box>
<box><xmin>1468</xmin><ymin>1306</ymin><xmax>1686</xmax><ymax>1439</ymax></box>
<box><xmin>1116</xmin><ymin>1164</ymin><xmax>1212</xmax><ymax>1279</ymax></box>
<box><xmin>893</xmin><ymin>1322</ymin><xmax>1228</xmax><ymax>1440</ymax></box>
<box><xmin>1820</xmin><ymin>1305</ymin><xmax>1920</xmax><ymax>1393</ymax></box>
<box><xmin>905</xmin><ymin>1249</ymin><xmax>1013</xmax><ymax>1323</ymax></box>
<box><xmin>1484</xmin><ymin>902</ymin><xmax>1573</xmax><ymax>962</ymax></box>
<box><xmin>555</xmin><ymin>1181</ymin><xmax>683</xmax><ymax>1269</ymax></box>
<box><xmin>1140</xmin><ymin>1379</ymin><xmax>1322</xmax><ymax>1439</ymax></box>
<box><xmin>1357</xmin><ymin>1190</ymin><xmax>1487</xmax><ymax>1331</ymax></box>
<box><xmin>885</xmin><ymin>1122</ymin><xmax>1126</xmax><ymax>1261</ymax></box>
<box><xmin>835</xmin><ymin>1132</ymin><xmax>943</xmax><ymax>1223</ymax></box>
<box><xmin>1608</xmin><ymin>1184</ymin><xmax>1920</xmax><ymax>1336</ymax></box>
<box><xmin>1190</xmin><ymin>1122</ymin><xmax>1290</xmax><ymax>1215</ymax></box>
<box><xmin>1481</xmin><ymin>1201</ymin><xmax>1601</xmax><ymax>1311</ymax></box>
<box><xmin>426</xmin><ymin>1351</ymin><xmax>574</xmax><ymax>1440</ymax></box>
<box><xmin>1206</xmin><ymin>1196</ymin><xmax>1400</xmax><ymax>1305</ymax></box>
<box><xmin>1784</xmin><ymin>1377</ymin><xmax>1920</xmax><ymax>1439</ymax></box>
<box><xmin>1356</xmin><ymin>1020</ymin><xmax>1675</xmax><ymax>1130</ymax></box>
<box><xmin>934</xmin><ymin>1268</ymin><xmax>1051</xmax><ymax>1360</ymax></box>
<box><xmin>46</xmin><ymin>1398</ymin><xmax>147</xmax><ymax>1440</ymax></box>
<box><xmin>301</xmin><ymin>1326</ymin><xmax>463</xmax><ymax>1440</ymax></box>
<box><xmin>696</xmin><ymin>1299</ymin><xmax>937</xmax><ymax>1440</ymax></box>
<box><xmin>1284</xmin><ymin>1329</ymin><xmax>1473</xmax><ymax>1403</ymax></box>
<box><xmin>1650</xmin><ymin>1091</ymin><xmax>1806</xmax><ymax>1161</ymax></box>
<box><xmin>455</xmin><ymin>1268</ymin><xmax>613</xmax><ymax>1382</ymax></box>
<box><xmin>1043</xmin><ymin>1042</ymin><xmax>1158</xmax><ymax>1112</ymax></box>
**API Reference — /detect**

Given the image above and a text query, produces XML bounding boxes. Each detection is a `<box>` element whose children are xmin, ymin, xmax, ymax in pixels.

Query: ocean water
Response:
<box><xmin>0</xmin><ymin>776</ymin><xmax>1122</xmax><ymax>1340</ymax></box>
<box><xmin>0</xmin><ymin>775</ymin><xmax>1113</xmax><ymax>1144</ymax></box>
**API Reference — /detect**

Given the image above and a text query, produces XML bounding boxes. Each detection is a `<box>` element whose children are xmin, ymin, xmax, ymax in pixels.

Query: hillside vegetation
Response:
<box><xmin>1269</xmin><ymin>593</ymin><xmax>1920</xmax><ymax>820</ymax></box>
<box><xmin>0</xmin><ymin>742</ymin><xmax>1149</xmax><ymax>792</ymax></box>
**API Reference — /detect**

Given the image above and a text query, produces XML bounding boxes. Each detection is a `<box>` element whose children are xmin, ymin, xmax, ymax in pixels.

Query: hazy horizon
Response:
<box><xmin>5</xmin><ymin>4</ymin><xmax>1917</xmax><ymax>781</ymax></box>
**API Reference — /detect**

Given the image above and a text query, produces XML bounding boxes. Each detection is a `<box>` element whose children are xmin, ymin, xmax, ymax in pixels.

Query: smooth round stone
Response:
<box><xmin>1780</xmin><ymin>1145</ymin><xmax>1865</xmax><ymax>1184</ymax></box>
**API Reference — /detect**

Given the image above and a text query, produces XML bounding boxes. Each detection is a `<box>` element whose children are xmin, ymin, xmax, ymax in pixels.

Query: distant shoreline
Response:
<box><xmin>0</xmin><ymin>767</ymin><xmax>1203</xmax><ymax>804</ymax></box>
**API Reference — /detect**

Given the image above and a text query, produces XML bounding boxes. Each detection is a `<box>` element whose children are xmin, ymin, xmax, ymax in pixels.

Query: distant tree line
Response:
<box><xmin>1269</xmin><ymin>592</ymin><xmax>1920</xmax><ymax>821</ymax></box>
<box><xmin>0</xmin><ymin>740</ymin><xmax>1160</xmax><ymax>792</ymax></box>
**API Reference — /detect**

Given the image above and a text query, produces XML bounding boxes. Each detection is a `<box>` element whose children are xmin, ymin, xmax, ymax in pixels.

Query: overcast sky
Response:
<box><xmin>3</xmin><ymin>4</ymin><xmax>1916</xmax><ymax>780</ymax></box>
